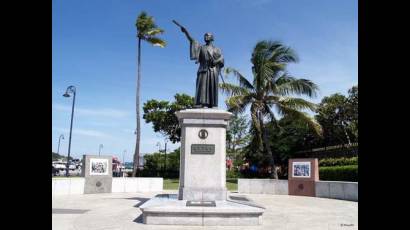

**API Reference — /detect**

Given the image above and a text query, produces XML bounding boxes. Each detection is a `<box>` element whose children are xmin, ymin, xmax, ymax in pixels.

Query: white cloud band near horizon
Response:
<box><xmin>52</xmin><ymin>104</ymin><xmax>131</xmax><ymax>118</ymax></box>
<box><xmin>54</xmin><ymin>127</ymin><xmax>113</xmax><ymax>138</ymax></box>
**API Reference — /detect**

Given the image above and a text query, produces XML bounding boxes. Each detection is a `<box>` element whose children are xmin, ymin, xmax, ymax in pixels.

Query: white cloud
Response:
<box><xmin>53</xmin><ymin>104</ymin><xmax>130</xmax><ymax>118</ymax></box>
<box><xmin>122</xmin><ymin>129</ymin><xmax>136</xmax><ymax>134</ymax></box>
<box><xmin>54</xmin><ymin>127</ymin><xmax>112</xmax><ymax>138</ymax></box>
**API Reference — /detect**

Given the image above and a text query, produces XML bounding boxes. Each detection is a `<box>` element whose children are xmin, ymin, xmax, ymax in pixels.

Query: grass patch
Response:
<box><xmin>163</xmin><ymin>179</ymin><xmax>180</xmax><ymax>190</ymax></box>
<box><xmin>164</xmin><ymin>178</ymin><xmax>238</xmax><ymax>191</ymax></box>
<box><xmin>226</xmin><ymin>178</ymin><xmax>238</xmax><ymax>191</ymax></box>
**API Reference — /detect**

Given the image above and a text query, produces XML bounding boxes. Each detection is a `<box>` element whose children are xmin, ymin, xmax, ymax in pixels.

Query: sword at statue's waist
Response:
<box><xmin>197</xmin><ymin>65</ymin><xmax>217</xmax><ymax>72</ymax></box>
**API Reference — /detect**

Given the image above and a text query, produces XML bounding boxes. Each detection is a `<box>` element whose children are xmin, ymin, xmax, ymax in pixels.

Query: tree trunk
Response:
<box><xmin>342</xmin><ymin>121</ymin><xmax>352</xmax><ymax>146</ymax></box>
<box><xmin>259</xmin><ymin>113</ymin><xmax>278</xmax><ymax>179</ymax></box>
<box><xmin>232</xmin><ymin>134</ymin><xmax>236</xmax><ymax>153</ymax></box>
<box><xmin>264</xmin><ymin>128</ymin><xmax>278</xmax><ymax>179</ymax></box>
<box><xmin>132</xmin><ymin>38</ymin><xmax>142</xmax><ymax>177</ymax></box>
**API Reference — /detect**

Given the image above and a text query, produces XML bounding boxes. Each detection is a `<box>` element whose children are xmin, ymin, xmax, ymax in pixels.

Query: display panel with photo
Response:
<box><xmin>292</xmin><ymin>162</ymin><xmax>311</xmax><ymax>178</ymax></box>
<box><xmin>90</xmin><ymin>158</ymin><xmax>109</xmax><ymax>175</ymax></box>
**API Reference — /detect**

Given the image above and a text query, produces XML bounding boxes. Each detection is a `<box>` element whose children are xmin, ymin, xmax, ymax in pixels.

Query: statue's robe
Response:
<box><xmin>190</xmin><ymin>40</ymin><xmax>224</xmax><ymax>108</ymax></box>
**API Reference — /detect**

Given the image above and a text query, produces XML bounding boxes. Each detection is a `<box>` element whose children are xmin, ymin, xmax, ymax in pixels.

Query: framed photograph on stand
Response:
<box><xmin>90</xmin><ymin>158</ymin><xmax>109</xmax><ymax>176</ymax></box>
<box><xmin>292</xmin><ymin>162</ymin><xmax>311</xmax><ymax>178</ymax></box>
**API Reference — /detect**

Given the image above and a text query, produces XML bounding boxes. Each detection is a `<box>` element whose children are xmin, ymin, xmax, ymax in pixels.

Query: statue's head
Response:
<box><xmin>204</xmin><ymin>32</ymin><xmax>214</xmax><ymax>43</ymax></box>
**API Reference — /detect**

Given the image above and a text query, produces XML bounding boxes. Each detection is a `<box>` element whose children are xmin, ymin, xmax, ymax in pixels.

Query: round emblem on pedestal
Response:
<box><xmin>298</xmin><ymin>183</ymin><xmax>304</xmax><ymax>190</ymax></box>
<box><xmin>198</xmin><ymin>129</ymin><xmax>208</xmax><ymax>139</ymax></box>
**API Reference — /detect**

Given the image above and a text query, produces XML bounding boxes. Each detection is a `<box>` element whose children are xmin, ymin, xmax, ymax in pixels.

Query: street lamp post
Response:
<box><xmin>57</xmin><ymin>134</ymin><xmax>65</xmax><ymax>155</ymax></box>
<box><xmin>63</xmin><ymin>85</ymin><xmax>76</xmax><ymax>177</ymax></box>
<box><xmin>122</xmin><ymin>150</ymin><xmax>126</xmax><ymax>177</ymax></box>
<box><xmin>164</xmin><ymin>139</ymin><xmax>167</xmax><ymax>177</ymax></box>
<box><xmin>99</xmin><ymin>144</ymin><xmax>104</xmax><ymax>156</ymax></box>
<box><xmin>156</xmin><ymin>142</ymin><xmax>163</xmax><ymax>177</ymax></box>
<box><xmin>156</xmin><ymin>140</ymin><xmax>168</xmax><ymax>177</ymax></box>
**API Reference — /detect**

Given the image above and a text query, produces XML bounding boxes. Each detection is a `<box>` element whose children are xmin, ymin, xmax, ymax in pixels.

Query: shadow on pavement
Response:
<box><xmin>154</xmin><ymin>194</ymin><xmax>178</xmax><ymax>199</ymax></box>
<box><xmin>133</xmin><ymin>197</ymin><xmax>151</xmax><ymax>207</ymax></box>
<box><xmin>52</xmin><ymin>209</ymin><xmax>90</xmax><ymax>214</ymax></box>
<box><xmin>123</xmin><ymin>197</ymin><xmax>149</xmax><ymax>200</ymax></box>
<box><xmin>133</xmin><ymin>214</ymin><xmax>144</xmax><ymax>223</ymax></box>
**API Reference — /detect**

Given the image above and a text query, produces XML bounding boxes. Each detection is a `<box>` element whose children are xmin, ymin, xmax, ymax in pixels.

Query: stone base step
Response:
<box><xmin>140</xmin><ymin>194</ymin><xmax>265</xmax><ymax>226</ymax></box>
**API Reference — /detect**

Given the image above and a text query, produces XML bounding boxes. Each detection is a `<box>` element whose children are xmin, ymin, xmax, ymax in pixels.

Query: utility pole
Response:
<box><xmin>164</xmin><ymin>140</ymin><xmax>167</xmax><ymax>178</ymax></box>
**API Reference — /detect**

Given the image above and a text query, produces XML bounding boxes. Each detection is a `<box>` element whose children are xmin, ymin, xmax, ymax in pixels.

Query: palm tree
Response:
<box><xmin>133</xmin><ymin>12</ymin><xmax>166</xmax><ymax>177</ymax></box>
<box><xmin>220</xmin><ymin>40</ymin><xmax>322</xmax><ymax>179</ymax></box>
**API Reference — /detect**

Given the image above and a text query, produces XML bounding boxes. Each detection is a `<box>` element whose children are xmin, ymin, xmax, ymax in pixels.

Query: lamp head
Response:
<box><xmin>63</xmin><ymin>85</ymin><xmax>76</xmax><ymax>97</ymax></box>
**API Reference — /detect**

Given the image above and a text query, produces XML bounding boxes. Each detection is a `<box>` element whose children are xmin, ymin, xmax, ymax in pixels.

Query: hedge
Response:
<box><xmin>319</xmin><ymin>157</ymin><xmax>358</xmax><ymax>167</ymax></box>
<box><xmin>319</xmin><ymin>165</ymin><xmax>358</xmax><ymax>182</ymax></box>
<box><xmin>226</xmin><ymin>169</ymin><xmax>240</xmax><ymax>179</ymax></box>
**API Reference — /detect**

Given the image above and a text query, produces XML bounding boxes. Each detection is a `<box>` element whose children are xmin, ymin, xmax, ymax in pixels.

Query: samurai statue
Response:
<box><xmin>175</xmin><ymin>21</ymin><xmax>224</xmax><ymax>108</ymax></box>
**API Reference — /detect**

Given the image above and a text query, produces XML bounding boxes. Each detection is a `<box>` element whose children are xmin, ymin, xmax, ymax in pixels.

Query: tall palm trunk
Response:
<box><xmin>132</xmin><ymin>38</ymin><xmax>142</xmax><ymax>177</ymax></box>
<box><xmin>258</xmin><ymin>112</ymin><xmax>278</xmax><ymax>179</ymax></box>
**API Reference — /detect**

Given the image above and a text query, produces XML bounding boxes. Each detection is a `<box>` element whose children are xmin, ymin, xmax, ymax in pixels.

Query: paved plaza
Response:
<box><xmin>52</xmin><ymin>190</ymin><xmax>357</xmax><ymax>230</ymax></box>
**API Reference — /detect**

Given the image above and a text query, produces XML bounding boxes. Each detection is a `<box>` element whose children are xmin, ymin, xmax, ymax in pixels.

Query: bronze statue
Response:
<box><xmin>173</xmin><ymin>20</ymin><xmax>224</xmax><ymax>108</ymax></box>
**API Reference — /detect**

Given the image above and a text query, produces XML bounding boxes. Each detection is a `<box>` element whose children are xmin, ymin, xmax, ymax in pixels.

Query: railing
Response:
<box><xmin>294</xmin><ymin>143</ymin><xmax>358</xmax><ymax>159</ymax></box>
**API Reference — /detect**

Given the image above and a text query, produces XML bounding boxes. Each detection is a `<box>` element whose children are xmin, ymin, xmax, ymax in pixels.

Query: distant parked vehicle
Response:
<box><xmin>52</xmin><ymin>166</ymin><xmax>59</xmax><ymax>176</ymax></box>
<box><xmin>68</xmin><ymin>163</ymin><xmax>76</xmax><ymax>170</ymax></box>
<box><xmin>52</xmin><ymin>161</ymin><xmax>66</xmax><ymax>170</ymax></box>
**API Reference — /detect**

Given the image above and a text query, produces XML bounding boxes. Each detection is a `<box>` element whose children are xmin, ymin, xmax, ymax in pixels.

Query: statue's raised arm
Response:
<box><xmin>172</xmin><ymin>20</ymin><xmax>193</xmax><ymax>42</ymax></box>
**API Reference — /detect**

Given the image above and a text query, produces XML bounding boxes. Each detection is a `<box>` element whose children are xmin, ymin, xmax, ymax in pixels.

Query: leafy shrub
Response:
<box><xmin>226</xmin><ymin>169</ymin><xmax>240</xmax><ymax>179</ymax></box>
<box><xmin>319</xmin><ymin>165</ymin><xmax>358</xmax><ymax>182</ymax></box>
<box><xmin>319</xmin><ymin>157</ymin><xmax>358</xmax><ymax>167</ymax></box>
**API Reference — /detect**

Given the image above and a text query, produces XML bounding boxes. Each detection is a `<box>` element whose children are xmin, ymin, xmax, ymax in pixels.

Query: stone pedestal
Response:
<box><xmin>140</xmin><ymin>195</ymin><xmax>265</xmax><ymax>226</ymax></box>
<box><xmin>176</xmin><ymin>108</ymin><xmax>232</xmax><ymax>201</ymax></box>
<box><xmin>140</xmin><ymin>108</ymin><xmax>265</xmax><ymax>226</ymax></box>
<box><xmin>288</xmin><ymin>158</ymin><xmax>319</xmax><ymax>197</ymax></box>
<box><xmin>81</xmin><ymin>155</ymin><xmax>112</xmax><ymax>194</ymax></box>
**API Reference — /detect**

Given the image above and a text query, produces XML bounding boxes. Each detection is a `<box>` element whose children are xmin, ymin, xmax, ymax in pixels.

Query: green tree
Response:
<box><xmin>315</xmin><ymin>92</ymin><xmax>356</xmax><ymax>146</ymax></box>
<box><xmin>220</xmin><ymin>40</ymin><xmax>321</xmax><ymax>178</ymax></box>
<box><xmin>142</xmin><ymin>148</ymin><xmax>180</xmax><ymax>178</ymax></box>
<box><xmin>268</xmin><ymin>115</ymin><xmax>321</xmax><ymax>164</ymax></box>
<box><xmin>133</xmin><ymin>12</ymin><xmax>166</xmax><ymax>177</ymax></box>
<box><xmin>346</xmin><ymin>85</ymin><xmax>358</xmax><ymax>140</ymax></box>
<box><xmin>143</xmin><ymin>152</ymin><xmax>163</xmax><ymax>176</ymax></box>
<box><xmin>143</xmin><ymin>93</ymin><xmax>194</xmax><ymax>143</ymax></box>
<box><xmin>226</xmin><ymin>113</ymin><xmax>249</xmax><ymax>152</ymax></box>
<box><xmin>226</xmin><ymin>113</ymin><xmax>250</xmax><ymax>169</ymax></box>
<box><xmin>164</xmin><ymin>148</ymin><xmax>180</xmax><ymax>178</ymax></box>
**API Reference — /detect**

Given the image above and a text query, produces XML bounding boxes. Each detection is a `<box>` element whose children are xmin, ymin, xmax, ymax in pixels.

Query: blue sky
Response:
<box><xmin>52</xmin><ymin>0</ymin><xmax>357</xmax><ymax>161</ymax></box>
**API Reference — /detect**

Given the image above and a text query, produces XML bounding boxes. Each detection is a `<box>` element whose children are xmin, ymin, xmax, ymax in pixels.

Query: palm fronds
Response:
<box><xmin>275</xmin><ymin>73</ymin><xmax>319</xmax><ymax>97</ymax></box>
<box><xmin>225</xmin><ymin>95</ymin><xmax>252</xmax><ymax>114</ymax></box>
<box><xmin>136</xmin><ymin>11</ymin><xmax>166</xmax><ymax>48</ymax></box>
<box><xmin>224</xmin><ymin>68</ymin><xmax>254</xmax><ymax>90</ymax></box>
<box><xmin>219</xmin><ymin>82</ymin><xmax>251</xmax><ymax>96</ymax></box>
<box><xmin>146</xmin><ymin>37</ymin><xmax>166</xmax><ymax>47</ymax></box>
<box><xmin>276</xmin><ymin>97</ymin><xmax>317</xmax><ymax>112</ymax></box>
<box><xmin>276</xmin><ymin>103</ymin><xmax>322</xmax><ymax>136</ymax></box>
